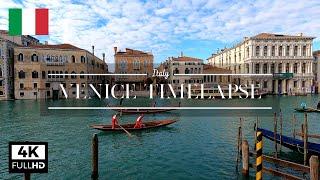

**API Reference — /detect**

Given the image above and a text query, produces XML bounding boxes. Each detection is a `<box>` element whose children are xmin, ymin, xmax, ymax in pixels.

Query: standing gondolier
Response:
<box><xmin>111</xmin><ymin>114</ymin><xmax>119</xmax><ymax>129</ymax></box>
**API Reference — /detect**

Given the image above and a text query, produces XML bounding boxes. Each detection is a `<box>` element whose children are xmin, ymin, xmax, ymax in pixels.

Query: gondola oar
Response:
<box><xmin>118</xmin><ymin>116</ymin><xmax>133</xmax><ymax>137</ymax></box>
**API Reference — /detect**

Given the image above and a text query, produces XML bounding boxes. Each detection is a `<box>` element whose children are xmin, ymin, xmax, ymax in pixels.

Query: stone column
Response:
<box><xmin>299</xmin><ymin>62</ymin><xmax>302</xmax><ymax>74</ymax></box>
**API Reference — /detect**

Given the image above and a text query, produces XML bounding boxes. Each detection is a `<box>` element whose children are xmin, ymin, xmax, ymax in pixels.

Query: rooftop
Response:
<box><xmin>27</xmin><ymin>44</ymin><xmax>83</xmax><ymax>50</ymax></box>
<box><xmin>172</xmin><ymin>56</ymin><xmax>202</xmax><ymax>62</ymax></box>
<box><xmin>203</xmin><ymin>64</ymin><xmax>232</xmax><ymax>73</ymax></box>
<box><xmin>115</xmin><ymin>48</ymin><xmax>153</xmax><ymax>56</ymax></box>
<box><xmin>250</xmin><ymin>33</ymin><xmax>315</xmax><ymax>40</ymax></box>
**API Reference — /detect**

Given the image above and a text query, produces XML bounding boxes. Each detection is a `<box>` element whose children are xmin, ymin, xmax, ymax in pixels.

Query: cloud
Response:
<box><xmin>0</xmin><ymin>0</ymin><xmax>319</xmax><ymax>64</ymax></box>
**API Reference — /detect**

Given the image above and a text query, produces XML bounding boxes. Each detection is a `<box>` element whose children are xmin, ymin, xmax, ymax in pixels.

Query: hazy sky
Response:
<box><xmin>1</xmin><ymin>0</ymin><xmax>319</xmax><ymax>64</ymax></box>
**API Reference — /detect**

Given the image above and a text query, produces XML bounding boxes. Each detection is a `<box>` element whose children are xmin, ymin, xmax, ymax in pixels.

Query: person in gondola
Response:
<box><xmin>111</xmin><ymin>114</ymin><xmax>119</xmax><ymax>129</ymax></box>
<box><xmin>317</xmin><ymin>101</ymin><xmax>320</xmax><ymax>109</ymax></box>
<box><xmin>134</xmin><ymin>114</ymin><xmax>145</xmax><ymax>129</ymax></box>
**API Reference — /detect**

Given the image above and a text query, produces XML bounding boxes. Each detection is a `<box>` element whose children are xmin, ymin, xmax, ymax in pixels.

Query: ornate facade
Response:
<box><xmin>207</xmin><ymin>33</ymin><xmax>315</xmax><ymax>95</ymax></box>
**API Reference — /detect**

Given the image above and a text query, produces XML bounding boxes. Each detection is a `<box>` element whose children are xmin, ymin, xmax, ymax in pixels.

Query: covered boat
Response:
<box><xmin>91</xmin><ymin>120</ymin><xmax>177</xmax><ymax>132</ymax></box>
<box><xmin>257</xmin><ymin>127</ymin><xmax>320</xmax><ymax>156</ymax></box>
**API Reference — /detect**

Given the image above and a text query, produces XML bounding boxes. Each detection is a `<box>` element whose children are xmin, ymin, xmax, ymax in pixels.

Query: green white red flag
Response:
<box><xmin>9</xmin><ymin>8</ymin><xmax>49</xmax><ymax>36</ymax></box>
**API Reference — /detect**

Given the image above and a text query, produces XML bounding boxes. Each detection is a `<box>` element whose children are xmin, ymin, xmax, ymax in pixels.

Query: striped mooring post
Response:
<box><xmin>256</xmin><ymin>131</ymin><xmax>263</xmax><ymax>180</ymax></box>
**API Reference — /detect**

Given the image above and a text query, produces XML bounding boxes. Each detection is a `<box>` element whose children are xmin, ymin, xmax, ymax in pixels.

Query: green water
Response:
<box><xmin>0</xmin><ymin>96</ymin><xmax>320</xmax><ymax>179</ymax></box>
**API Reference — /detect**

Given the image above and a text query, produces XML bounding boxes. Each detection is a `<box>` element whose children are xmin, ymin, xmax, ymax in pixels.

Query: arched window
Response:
<box><xmin>0</xmin><ymin>66</ymin><xmax>2</xmax><ymax>77</ymax></box>
<box><xmin>56</xmin><ymin>71</ymin><xmax>59</xmax><ymax>78</ymax></box>
<box><xmin>60</xmin><ymin>71</ymin><xmax>63</xmax><ymax>78</ymax></box>
<box><xmin>278</xmin><ymin>63</ymin><xmax>282</xmax><ymax>73</ymax></box>
<box><xmin>81</xmin><ymin>56</ymin><xmax>85</xmax><ymax>63</ymax></box>
<box><xmin>294</xmin><ymin>63</ymin><xmax>298</xmax><ymax>73</ymax></box>
<box><xmin>18</xmin><ymin>70</ymin><xmax>25</xmax><ymax>79</ymax></box>
<box><xmin>185</xmin><ymin>68</ymin><xmax>189</xmax><ymax>74</ymax></box>
<box><xmin>46</xmin><ymin>55</ymin><xmax>50</xmax><ymax>62</ymax></box>
<box><xmin>51</xmin><ymin>71</ymin><xmax>55</xmax><ymax>78</ymax></box>
<box><xmin>255</xmin><ymin>46</ymin><xmax>260</xmax><ymax>56</ymax></box>
<box><xmin>65</xmin><ymin>71</ymin><xmax>68</xmax><ymax>79</ymax></box>
<box><xmin>59</xmin><ymin>56</ymin><xmax>63</xmax><ymax>62</ymax></box>
<box><xmin>32</xmin><ymin>71</ymin><xmax>38</xmax><ymax>78</ymax></box>
<box><xmin>18</xmin><ymin>53</ymin><xmax>24</xmax><ymax>61</ymax></box>
<box><xmin>263</xmin><ymin>46</ymin><xmax>268</xmax><ymax>56</ymax></box>
<box><xmin>0</xmin><ymin>91</ymin><xmax>3</xmax><ymax>95</ymax></box>
<box><xmin>71</xmin><ymin>71</ymin><xmax>76</xmax><ymax>79</ymax></box>
<box><xmin>279</xmin><ymin>46</ymin><xmax>283</xmax><ymax>56</ymax></box>
<box><xmin>48</xmin><ymin>71</ymin><xmax>51</xmax><ymax>78</ymax></box>
<box><xmin>71</xmin><ymin>55</ymin><xmax>75</xmax><ymax>63</ymax></box>
<box><xmin>80</xmin><ymin>71</ymin><xmax>85</xmax><ymax>79</ymax></box>
<box><xmin>174</xmin><ymin>68</ymin><xmax>179</xmax><ymax>74</ymax></box>
<box><xmin>31</xmin><ymin>54</ymin><xmax>38</xmax><ymax>62</ymax></box>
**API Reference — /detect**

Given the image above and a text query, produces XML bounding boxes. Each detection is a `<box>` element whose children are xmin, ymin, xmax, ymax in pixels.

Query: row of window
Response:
<box><xmin>17</xmin><ymin>70</ymin><xmax>105</xmax><ymax>80</ymax></box>
<box><xmin>255</xmin><ymin>45</ymin><xmax>307</xmax><ymax>57</ymax></box>
<box><xmin>256</xmin><ymin>80</ymin><xmax>306</xmax><ymax>89</ymax></box>
<box><xmin>17</xmin><ymin>54</ymin><xmax>105</xmax><ymax>70</ymax></box>
<box><xmin>219</xmin><ymin>45</ymin><xmax>308</xmax><ymax>66</ymax></box>
<box><xmin>244</xmin><ymin>63</ymin><xmax>308</xmax><ymax>74</ymax></box>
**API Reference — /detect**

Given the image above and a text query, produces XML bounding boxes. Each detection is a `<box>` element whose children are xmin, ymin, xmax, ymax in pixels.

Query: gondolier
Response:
<box><xmin>111</xmin><ymin>114</ymin><xmax>119</xmax><ymax>129</ymax></box>
<box><xmin>134</xmin><ymin>114</ymin><xmax>145</xmax><ymax>129</ymax></box>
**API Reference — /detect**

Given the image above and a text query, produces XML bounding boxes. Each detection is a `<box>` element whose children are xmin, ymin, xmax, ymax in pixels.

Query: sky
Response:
<box><xmin>0</xmin><ymin>0</ymin><xmax>320</xmax><ymax>65</ymax></box>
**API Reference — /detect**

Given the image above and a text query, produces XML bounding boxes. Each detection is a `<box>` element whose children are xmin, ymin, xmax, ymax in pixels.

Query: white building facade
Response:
<box><xmin>207</xmin><ymin>33</ymin><xmax>315</xmax><ymax>95</ymax></box>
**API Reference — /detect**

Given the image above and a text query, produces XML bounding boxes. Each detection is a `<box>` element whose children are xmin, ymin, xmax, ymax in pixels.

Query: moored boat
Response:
<box><xmin>91</xmin><ymin>120</ymin><xmax>177</xmax><ymax>132</ymax></box>
<box><xmin>257</xmin><ymin>127</ymin><xmax>320</xmax><ymax>156</ymax></box>
<box><xmin>294</xmin><ymin>108</ymin><xmax>320</xmax><ymax>113</ymax></box>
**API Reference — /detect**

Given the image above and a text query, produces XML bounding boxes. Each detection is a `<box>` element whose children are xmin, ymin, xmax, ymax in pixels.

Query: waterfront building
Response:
<box><xmin>207</xmin><ymin>33</ymin><xmax>315</xmax><ymax>95</ymax></box>
<box><xmin>14</xmin><ymin>44</ymin><xmax>108</xmax><ymax>99</ymax></box>
<box><xmin>163</xmin><ymin>53</ymin><xmax>204</xmax><ymax>93</ymax></box>
<box><xmin>313</xmin><ymin>50</ymin><xmax>320</xmax><ymax>93</ymax></box>
<box><xmin>114</xmin><ymin>47</ymin><xmax>153</xmax><ymax>91</ymax></box>
<box><xmin>0</xmin><ymin>30</ymin><xmax>40</xmax><ymax>100</ymax></box>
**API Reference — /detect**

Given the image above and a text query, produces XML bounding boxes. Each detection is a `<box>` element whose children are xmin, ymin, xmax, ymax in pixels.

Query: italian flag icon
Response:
<box><xmin>9</xmin><ymin>8</ymin><xmax>49</xmax><ymax>36</ymax></box>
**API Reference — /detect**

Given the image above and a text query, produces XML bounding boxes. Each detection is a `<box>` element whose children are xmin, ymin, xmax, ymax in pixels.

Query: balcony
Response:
<box><xmin>273</xmin><ymin>73</ymin><xmax>293</xmax><ymax>79</ymax></box>
<box><xmin>46</xmin><ymin>62</ymin><xmax>65</xmax><ymax>66</ymax></box>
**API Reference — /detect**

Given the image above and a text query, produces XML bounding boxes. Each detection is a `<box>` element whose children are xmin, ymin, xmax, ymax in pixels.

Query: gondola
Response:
<box><xmin>294</xmin><ymin>108</ymin><xmax>320</xmax><ymax>113</ymax></box>
<box><xmin>112</xmin><ymin>108</ymin><xmax>174</xmax><ymax>114</ymax></box>
<box><xmin>91</xmin><ymin>120</ymin><xmax>177</xmax><ymax>132</ymax></box>
<box><xmin>257</xmin><ymin>128</ymin><xmax>320</xmax><ymax>156</ymax></box>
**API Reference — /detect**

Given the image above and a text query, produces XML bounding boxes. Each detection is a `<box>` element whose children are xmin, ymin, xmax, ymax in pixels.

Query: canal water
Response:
<box><xmin>0</xmin><ymin>95</ymin><xmax>319</xmax><ymax>179</ymax></box>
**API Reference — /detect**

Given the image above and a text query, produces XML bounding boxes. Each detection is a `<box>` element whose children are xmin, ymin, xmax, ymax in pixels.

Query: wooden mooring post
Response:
<box><xmin>236</xmin><ymin>118</ymin><xmax>243</xmax><ymax>171</ymax></box>
<box><xmin>256</xmin><ymin>131</ymin><xmax>263</xmax><ymax>180</ymax></box>
<box><xmin>309</xmin><ymin>156</ymin><xmax>319</xmax><ymax>180</ymax></box>
<box><xmin>241</xmin><ymin>140</ymin><xmax>249</xmax><ymax>177</ymax></box>
<box><xmin>91</xmin><ymin>133</ymin><xmax>99</xmax><ymax>179</ymax></box>
<box><xmin>279</xmin><ymin>109</ymin><xmax>283</xmax><ymax>152</ymax></box>
<box><xmin>292</xmin><ymin>114</ymin><xmax>296</xmax><ymax>139</ymax></box>
<box><xmin>303</xmin><ymin>113</ymin><xmax>308</xmax><ymax>166</ymax></box>
<box><xmin>273</xmin><ymin>112</ymin><xmax>278</xmax><ymax>158</ymax></box>
<box><xmin>24</xmin><ymin>173</ymin><xmax>30</xmax><ymax>180</ymax></box>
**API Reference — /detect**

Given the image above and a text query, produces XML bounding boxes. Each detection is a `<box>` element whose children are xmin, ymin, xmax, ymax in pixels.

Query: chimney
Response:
<box><xmin>114</xmin><ymin>47</ymin><xmax>117</xmax><ymax>54</ymax></box>
<box><xmin>180</xmin><ymin>51</ymin><xmax>183</xmax><ymax>57</ymax></box>
<box><xmin>102</xmin><ymin>53</ymin><xmax>105</xmax><ymax>62</ymax></box>
<box><xmin>44</xmin><ymin>41</ymin><xmax>48</xmax><ymax>45</ymax></box>
<box><xmin>92</xmin><ymin>45</ymin><xmax>95</xmax><ymax>56</ymax></box>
